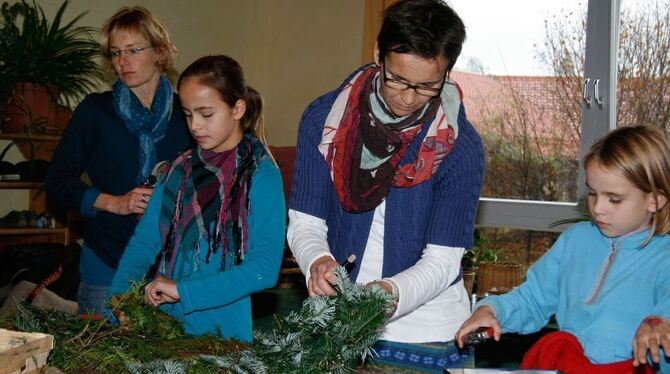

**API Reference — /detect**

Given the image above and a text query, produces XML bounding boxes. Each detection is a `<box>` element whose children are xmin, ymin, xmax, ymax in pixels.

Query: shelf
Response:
<box><xmin>0</xmin><ymin>181</ymin><xmax>42</xmax><ymax>189</ymax></box>
<box><xmin>0</xmin><ymin>227</ymin><xmax>67</xmax><ymax>236</ymax></box>
<box><xmin>0</xmin><ymin>133</ymin><xmax>60</xmax><ymax>142</ymax></box>
<box><xmin>0</xmin><ymin>226</ymin><xmax>69</xmax><ymax>246</ymax></box>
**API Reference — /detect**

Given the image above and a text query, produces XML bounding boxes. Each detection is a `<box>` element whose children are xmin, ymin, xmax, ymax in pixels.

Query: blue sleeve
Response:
<box><xmin>478</xmin><ymin>232</ymin><xmax>565</xmax><ymax>334</ymax></box>
<box><xmin>653</xmin><ymin>257</ymin><xmax>670</xmax><ymax>372</ymax></box>
<box><xmin>176</xmin><ymin>159</ymin><xmax>286</xmax><ymax>313</ymax></box>
<box><xmin>45</xmin><ymin>95</ymin><xmax>101</xmax><ymax>217</ymax></box>
<box><xmin>288</xmin><ymin>92</ymin><xmax>337</xmax><ymax>219</ymax></box>
<box><xmin>426</xmin><ymin>108</ymin><xmax>485</xmax><ymax>248</ymax></box>
<box><xmin>108</xmin><ymin>184</ymin><xmax>165</xmax><ymax>296</ymax></box>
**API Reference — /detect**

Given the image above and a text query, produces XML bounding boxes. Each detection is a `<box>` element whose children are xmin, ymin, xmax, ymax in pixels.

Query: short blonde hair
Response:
<box><xmin>101</xmin><ymin>6</ymin><xmax>177</xmax><ymax>73</ymax></box>
<box><xmin>584</xmin><ymin>125</ymin><xmax>670</xmax><ymax>237</ymax></box>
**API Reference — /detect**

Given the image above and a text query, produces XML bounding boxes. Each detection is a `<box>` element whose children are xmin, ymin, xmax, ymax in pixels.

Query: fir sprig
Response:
<box><xmin>108</xmin><ymin>280</ymin><xmax>185</xmax><ymax>341</ymax></box>
<box><xmin>207</xmin><ymin>266</ymin><xmax>394</xmax><ymax>373</ymax></box>
<box><xmin>0</xmin><ymin>267</ymin><xmax>392</xmax><ymax>373</ymax></box>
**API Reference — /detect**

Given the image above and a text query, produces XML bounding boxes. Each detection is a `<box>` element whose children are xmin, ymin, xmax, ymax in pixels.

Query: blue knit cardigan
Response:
<box><xmin>289</xmin><ymin>70</ymin><xmax>486</xmax><ymax>280</ymax></box>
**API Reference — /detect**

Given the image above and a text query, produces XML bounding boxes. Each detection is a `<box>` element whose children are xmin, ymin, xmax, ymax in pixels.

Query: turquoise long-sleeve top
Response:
<box><xmin>109</xmin><ymin>157</ymin><xmax>285</xmax><ymax>341</ymax></box>
<box><xmin>479</xmin><ymin>222</ymin><xmax>670</xmax><ymax>370</ymax></box>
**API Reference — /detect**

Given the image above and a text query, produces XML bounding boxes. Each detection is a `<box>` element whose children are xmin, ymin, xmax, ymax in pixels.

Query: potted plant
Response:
<box><xmin>0</xmin><ymin>0</ymin><xmax>104</xmax><ymax>135</ymax></box>
<box><xmin>462</xmin><ymin>230</ymin><xmax>499</xmax><ymax>296</ymax></box>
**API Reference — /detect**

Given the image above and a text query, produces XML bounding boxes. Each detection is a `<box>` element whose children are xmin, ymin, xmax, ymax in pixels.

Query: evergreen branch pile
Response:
<box><xmin>0</xmin><ymin>267</ymin><xmax>393</xmax><ymax>373</ymax></box>
<box><xmin>206</xmin><ymin>267</ymin><xmax>394</xmax><ymax>373</ymax></box>
<box><xmin>0</xmin><ymin>281</ymin><xmax>244</xmax><ymax>373</ymax></box>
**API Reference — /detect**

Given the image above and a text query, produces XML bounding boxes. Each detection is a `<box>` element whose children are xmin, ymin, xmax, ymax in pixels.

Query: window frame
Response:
<box><xmin>474</xmin><ymin>0</ymin><xmax>621</xmax><ymax>232</ymax></box>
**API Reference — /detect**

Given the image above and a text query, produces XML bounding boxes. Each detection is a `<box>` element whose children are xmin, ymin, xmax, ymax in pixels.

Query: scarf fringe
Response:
<box><xmin>157</xmin><ymin>134</ymin><xmax>266</xmax><ymax>278</ymax></box>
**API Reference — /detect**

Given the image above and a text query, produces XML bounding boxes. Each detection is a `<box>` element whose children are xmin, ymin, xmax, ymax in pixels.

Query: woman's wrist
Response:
<box><xmin>376</xmin><ymin>279</ymin><xmax>399</xmax><ymax>304</ymax></box>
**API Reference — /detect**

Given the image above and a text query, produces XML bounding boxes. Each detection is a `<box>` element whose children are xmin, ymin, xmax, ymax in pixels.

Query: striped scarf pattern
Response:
<box><xmin>157</xmin><ymin>134</ymin><xmax>267</xmax><ymax>278</ymax></box>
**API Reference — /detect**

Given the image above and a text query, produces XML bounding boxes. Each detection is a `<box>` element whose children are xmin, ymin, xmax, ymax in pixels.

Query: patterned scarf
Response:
<box><xmin>157</xmin><ymin>134</ymin><xmax>268</xmax><ymax>278</ymax></box>
<box><xmin>112</xmin><ymin>74</ymin><xmax>173</xmax><ymax>184</ymax></box>
<box><xmin>319</xmin><ymin>64</ymin><xmax>462</xmax><ymax>212</ymax></box>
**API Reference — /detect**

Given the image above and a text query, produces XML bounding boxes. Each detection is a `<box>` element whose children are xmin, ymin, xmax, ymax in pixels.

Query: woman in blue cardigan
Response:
<box><xmin>45</xmin><ymin>6</ymin><xmax>192</xmax><ymax>316</ymax></box>
<box><xmin>109</xmin><ymin>55</ymin><xmax>285</xmax><ymax>341</ymax></box>
<box><xmin>287</xmin><ymin>0</ymin><xmax>484</xmax><ymax>371</ymax></box>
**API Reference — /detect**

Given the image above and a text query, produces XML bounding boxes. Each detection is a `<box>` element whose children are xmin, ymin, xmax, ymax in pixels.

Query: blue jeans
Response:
<box><xmin>77</xmin><ymin>243</ymin><xmax>116</xmax><ymax>316</ymax></box>
<box><xmin>77</xmin><ymin>282</ymin><xmax>110</xmax><ymax>316</ymax></box>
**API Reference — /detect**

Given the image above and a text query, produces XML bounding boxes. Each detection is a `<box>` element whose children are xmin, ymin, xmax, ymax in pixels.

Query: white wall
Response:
<box><xmin>1</xmin><ymin>0</ymin><xmax>365</xmax><ymax>212</ymax></box>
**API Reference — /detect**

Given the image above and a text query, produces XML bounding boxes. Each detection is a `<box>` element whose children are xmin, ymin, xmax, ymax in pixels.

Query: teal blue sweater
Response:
<box><xmin>109</xmin><ymin>157</ymin><xmax>285</xmax><ymax>341</ymax></box>
<box><xmin>480</xmin><ymin>222</ymin><xmax>670</xmax><ymax>370</ymax></box>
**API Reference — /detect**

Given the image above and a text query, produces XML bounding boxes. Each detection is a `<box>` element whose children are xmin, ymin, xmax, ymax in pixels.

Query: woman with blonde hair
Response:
<box><xmin>46</xmin><ymin>6</ymin><xmax>192</xmax><ymax>316</ymax></box>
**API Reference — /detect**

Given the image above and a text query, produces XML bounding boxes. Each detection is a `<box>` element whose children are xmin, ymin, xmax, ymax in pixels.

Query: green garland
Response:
<box><xmin>0</xmin><ymin>267</ymin><xmax>393</xmax><ymax>373</ymax></box>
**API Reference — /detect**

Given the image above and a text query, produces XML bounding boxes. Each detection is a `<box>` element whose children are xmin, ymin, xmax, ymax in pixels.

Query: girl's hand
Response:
<box><xmin>110</xmin><ymin>295</ymin><xmax>130</xmax><ymax>332</ymax></box>
<box><xmin>455</xmin><ymin>305</ymin><xmax>502</xmax><ymax>348</ymax></box>
<box><xmin>632</xmin><ymin>315</ymin><xmax>670</xmax><ymax>366</ymax></box>
<box><xmin>308</xmin><ymin>255</ymin><xmax>338</xmax><ymax>297</ymax></box>
<box><xmin>144</xmin><ymin>276</ymin><xmax>180</xmax><ymax>306</ymax></box>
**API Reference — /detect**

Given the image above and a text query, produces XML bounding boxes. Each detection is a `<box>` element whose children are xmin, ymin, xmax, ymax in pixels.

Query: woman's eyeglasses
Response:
<box><xmin>381</xmin><ymin>64</ymin><xmax>445</xmax><ymax>97</ymax></box>
<box><xmin>108</xmin><ymin>46</ymin><xmax>153</xmax><ymax>59</ymax></box>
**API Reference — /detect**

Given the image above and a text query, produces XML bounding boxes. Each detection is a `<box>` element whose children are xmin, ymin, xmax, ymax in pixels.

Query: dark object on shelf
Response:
<box><xmin>15</xmin><ymin>159</ymin><xmax>49</xmax><ymax>182</ymax></box>
<box><xmin>0</xmin><ymin>160</ymin><xmax>19</xmax><ymax>180</ymax></box>
<box><xmin>0</xmin><ymin>209</ymin><xmax>37</xmax><ymax>227</ymax></box>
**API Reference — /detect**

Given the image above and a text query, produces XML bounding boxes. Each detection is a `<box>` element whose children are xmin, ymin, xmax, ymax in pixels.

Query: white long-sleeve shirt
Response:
<box><xmin>287</xmin><ymin>201</ymin><xmax>471</xmax><ymax>343</ymax></box>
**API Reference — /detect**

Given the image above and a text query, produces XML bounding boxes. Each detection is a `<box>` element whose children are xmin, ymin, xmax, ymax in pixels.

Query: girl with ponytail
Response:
<box><xmin>109</xmin><ymin>55</ymin><xmax>285</xmax><ymax>341</ymax></box>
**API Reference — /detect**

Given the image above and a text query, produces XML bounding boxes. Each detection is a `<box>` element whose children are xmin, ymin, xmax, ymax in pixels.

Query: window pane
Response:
<box><xmin>448</xmin><ymin>1</ymin><xmax>587</xmax><ymax>202</ymax></box>
<box><xmin>617</xmin><ymin>0</ymin><xmax>670</xmax><ymax>130</ymax></box>
<box><xmin>473</xmin><ymin>228</ymin><xmax>558</xmax><ymax>267</ymax></box>
<box><xmin>470</xmin><ymin>228</ymin><xmax>559</xmax><ymax>295</ymax></box>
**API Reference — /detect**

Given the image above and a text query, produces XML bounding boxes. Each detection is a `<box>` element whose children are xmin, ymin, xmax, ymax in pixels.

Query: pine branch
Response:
<box><xmin>0</xmin><ymin>267</ymin><xmax>392</xmax><ymax>373</ymax></box>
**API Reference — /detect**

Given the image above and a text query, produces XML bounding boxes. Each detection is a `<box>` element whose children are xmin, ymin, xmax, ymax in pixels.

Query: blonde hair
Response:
<box><xmin>101</xmin><ymin>6</ymin><xmax>177</xmax><ymax>73</ymax></box>
<box><xmin>584</xmin><ymin>125</ymin><xmax>670</xmax><ymax>237</ymax></box>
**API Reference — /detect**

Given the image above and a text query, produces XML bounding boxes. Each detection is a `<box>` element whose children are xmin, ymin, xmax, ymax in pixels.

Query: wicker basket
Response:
<box><xmin>462</xmin><ymin>270</ymin><xmax>476</xmax><ymax>297</ymax></box>
<box><xmin>0</xmin><ymin>329</ymin><xmax>54</xmax><ymax>374</ymax></box>
<box><xmin>477</xmin><ymin>262</ymin><xmax>524</xmax><ymax>295</ymax></box>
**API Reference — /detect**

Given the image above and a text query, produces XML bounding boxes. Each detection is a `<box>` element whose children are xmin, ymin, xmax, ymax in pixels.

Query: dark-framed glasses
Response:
<box><xmin>108</xmin><ymin>46</ymin><xmax>153</xmax><ymax>58</ymax></box>
<box><xmin>381</xmin><ymin>63</ymin><xmax>444</xmax><ymax>97</ymax></box>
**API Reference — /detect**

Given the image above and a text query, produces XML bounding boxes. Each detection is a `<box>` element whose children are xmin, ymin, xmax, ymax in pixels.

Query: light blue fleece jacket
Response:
<box><xmin>479</xmin><ymin>221</ymin><xmax>670</xmax><ymax>371</ymax></box>
<box><xmin>109</xmin><ymin>158</ymin><xmax>285</xmax><ymax>342</ymax></box>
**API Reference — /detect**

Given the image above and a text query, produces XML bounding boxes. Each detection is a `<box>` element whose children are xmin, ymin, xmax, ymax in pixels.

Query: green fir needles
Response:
<box><xmin>107</xmin><ymin>281</ymin><xmax>184</xmax><ymax>341</ymax></box>
<box><xmin>207</xmin><ymin>266</ymin><xmax>395</xmax><ymax>373</ymax></box>
<box><xmin>0</xmin><ymin>267</ymin><xmax>393</xmax><ymax>373</ymax></box>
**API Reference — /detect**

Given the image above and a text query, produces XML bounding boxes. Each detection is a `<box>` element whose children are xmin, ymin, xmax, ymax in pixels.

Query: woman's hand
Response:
<box><xmin>455</xmin><ymin>305</ymin><xmax>502</xmax><ymax>348</ymax></box>
<box><xmin>144</xmin><ymin>276</ymin><xmax>180</xmax><ymax>307</ymax></box>
<box><xmin>632</xmin><ymin>315</ymin><xmax>670</xmax><ymax>366</ymax></box>
<box><xmin>365</xmin><ymin>279</ymin><xmax>398</xmax><ymax>315</ymax></box>
<box><xmin>308</xmin><ymin>255</ymin><xmax>339</xmax><ymax>297</ymax></box>
<box><xmin>95</xmin><ymin>187</ymin><xmax>154</xmax><ymax>215</ymax></box>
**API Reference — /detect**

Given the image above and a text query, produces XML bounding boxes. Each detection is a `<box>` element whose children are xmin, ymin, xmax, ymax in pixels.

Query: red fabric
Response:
<box><xmin>268</xmin><ymin>146</ymin><xmax>296</xmax><ymax>204</ymax></box>
<box><xmin>520</xmin><ymin>331</ymin><xmax>654</xmax><ymax>374</ymax></box>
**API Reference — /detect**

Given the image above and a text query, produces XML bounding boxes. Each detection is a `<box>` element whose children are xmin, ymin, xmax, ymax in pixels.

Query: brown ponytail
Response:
<box><xmin>242</xmin><ymin>86</ymin><xmax>268</xmax><ymax>148</ymax></box>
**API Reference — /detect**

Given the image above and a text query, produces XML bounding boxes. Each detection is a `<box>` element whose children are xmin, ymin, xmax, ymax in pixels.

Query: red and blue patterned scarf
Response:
<box><xmin>319</xmin><ymin>64</ymin><xmax>461</xmax><ymax>212</ymax></box>
<box><xmin>157</xmin><ymin>134</ymin><xmax>267</xmax><ymax>277</ymax></box>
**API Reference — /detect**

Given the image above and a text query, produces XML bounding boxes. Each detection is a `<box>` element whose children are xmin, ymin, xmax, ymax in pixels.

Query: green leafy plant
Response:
<box><xmin>463</xmin><ymin>230</ymin><xmax>498</xmax><ymax>269</ymax></box>
<box><xmin>549</xmin><ymin>199</ymin><xmax>591</xmax><ymax>229</ymax></box>
<box><xmin>0</xmin><ymin>0</ymin><xmax>104</xmax><ymax>107</ymax></box>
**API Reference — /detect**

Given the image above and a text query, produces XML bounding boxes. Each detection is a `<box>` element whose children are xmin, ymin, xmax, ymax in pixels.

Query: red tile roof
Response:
<box><xmin>451</xmin><ymin>70</ymin><xmax>580</xmax><ymax>155</ymax></box>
